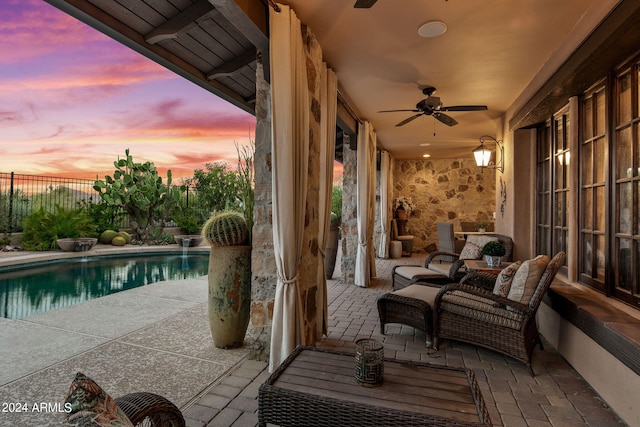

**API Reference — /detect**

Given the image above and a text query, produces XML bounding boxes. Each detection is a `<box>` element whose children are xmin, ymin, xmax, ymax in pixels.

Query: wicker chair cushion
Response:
<box><xmin>394</xmin><ymin>266</ymin><xmax>446</xmax><ymax>280</ymax></box>
<box><xmin>459</xmin><ymin>235</ymin><xmax>498</xmax><ymax>260</ymax></box>
<box><xmin>507</xmin><ymin>255</ymin><xmax>550</xmax><ymax>305</ymax></box>
<box><xmin>493</xmin><ymin>261</ymin><xmax>523</xmax><ymax>297</ymax></box>
<box><xmin>393</xmin><ymin>284</ymin><xmax>440</xmax><ymax>305</ymax></box>
<box><xmin>441</xmin><ymin>290</ymin><xmax>524</xmax><ymax>330</ymax></box>
<box><xmin>425</xmin><ymin>261</ymin><xmax>454</xmax><ymax>276</ymax></box>
<box><xmin>64</xmin><ymin>372</ymin><xmax>134</xmax><ymax>427</ymax></box>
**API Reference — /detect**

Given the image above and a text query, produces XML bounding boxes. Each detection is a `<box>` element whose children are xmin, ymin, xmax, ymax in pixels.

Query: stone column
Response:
<box><xmin>249</xmin><ymin>60</ymin><xmax>276</xmax><ymax>362</ymax></box>
<box><xmin>340</xmin><ymin>144</ymin><xmax>357</xmax><ymax>284</ymax></box>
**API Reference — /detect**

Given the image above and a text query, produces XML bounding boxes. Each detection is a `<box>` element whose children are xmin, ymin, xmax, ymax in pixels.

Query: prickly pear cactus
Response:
<box><xmin>201</xmin><ymin>212</ymin><xmax>249</xmax><ymax>247</ymax></box>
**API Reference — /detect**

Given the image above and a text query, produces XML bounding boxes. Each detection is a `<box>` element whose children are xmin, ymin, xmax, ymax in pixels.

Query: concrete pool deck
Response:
<box><xmin>0</xmin><ymin>244</ymin><xmax>254</xmax><ymax>426</ymax></box>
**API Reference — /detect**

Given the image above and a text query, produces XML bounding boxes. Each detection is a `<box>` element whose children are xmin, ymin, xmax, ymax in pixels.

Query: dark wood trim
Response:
<box><xmin>144</xmin><ymin>0</ymin><xmax>217</xmax><ymax>44</ymax></box>
<box><xmin>207</xmin><ymin>48</ymin><xmax>257</xmax><ymax>80</ymax></box>
<box><xmin>510</xmin><ymin>0</ymin><xmax>640</xmax><ymax>130</ymax></box>
<box><xmin>544</xmin><ymin>281</ymin><xmax>640</xmax><ymax>376</ymax></box>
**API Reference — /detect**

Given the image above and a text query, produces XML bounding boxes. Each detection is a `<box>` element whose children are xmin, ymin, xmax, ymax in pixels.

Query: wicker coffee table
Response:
<box><xmin>258</xmin><ymin>346</ymin><xmax>490</xmax><ymax>427</ymax></box>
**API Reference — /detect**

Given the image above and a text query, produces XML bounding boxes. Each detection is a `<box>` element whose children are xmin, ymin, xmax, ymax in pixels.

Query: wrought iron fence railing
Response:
<box><xmin>0</xmin><ymin>172</ymin><xmax>203</xmax><ymax>234</ymax></box>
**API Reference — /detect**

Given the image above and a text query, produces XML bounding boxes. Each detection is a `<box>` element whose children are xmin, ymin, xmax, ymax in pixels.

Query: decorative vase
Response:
<box><xmin>485</xmin><ymin>255</ymin><xmax>502</xmax><ymax>267</ymax></box>
<box><xmin>207</xmin><ymin>245</ymin><xmax>251</xmax><ymax>349</ymax></box>
<box><xmin>478</xmin><ymin>227</ymin><xmax>486</xmax><ymax>233</ymax></box>
<box><xmin>395</xmin><ymin>207</ymin><xmax>408</xmax><ymax>220</ymax></box>
<box><xmin>324</xmin><ymin>226</ymin><xmax>340</xmax><ymax>279</ymax></box>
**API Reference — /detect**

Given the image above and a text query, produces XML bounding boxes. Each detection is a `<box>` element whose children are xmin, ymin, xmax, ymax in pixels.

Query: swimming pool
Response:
<box><xmin>0</xmin><ymin>252</ymin><xmax>209</xmax><ymax>320</ymax></box>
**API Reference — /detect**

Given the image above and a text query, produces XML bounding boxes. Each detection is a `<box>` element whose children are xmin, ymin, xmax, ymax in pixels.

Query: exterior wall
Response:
<box><xmin>393</xmin><ymin>159</ymin><xmax>496</xmax><ymax>253</ymax></box>
<box><xmin>538</xmin><ymin>301</ymin><xmax>640</xmax><ymax>426</ymax></box>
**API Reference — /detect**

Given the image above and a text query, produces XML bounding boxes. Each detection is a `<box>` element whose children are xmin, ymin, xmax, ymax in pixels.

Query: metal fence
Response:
<box><xmin>0</xmin><ymin>172</ymin><xmax>103</xmax><ymax>233</ymax></box>
<box><xmin>0</xmin><ymin>171</ymin><xmax>212</xmax><ymax>234</ymax></box>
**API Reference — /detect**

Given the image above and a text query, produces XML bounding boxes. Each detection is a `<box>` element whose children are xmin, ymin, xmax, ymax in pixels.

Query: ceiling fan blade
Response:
<box><xmin>378</xmin><ymin>109</ymin><xmax>420</xmax><ymax>113</ymax></box>
<box><xmin>354</xmin><ymin>0</ymin><xmax>378</xmax><ymax>8</ymax></box>
<box><xmin>396</xmin><ymin>114</ymin><xmax>423</xmax><ymax>127</ymax></box>
<box><xmin>433</xmin><ymin>112</ymin><xmax>458</xmax><ymax>127</ymax></box>
<box><xmin>440</xmin><ymin>105</ymin><xmax>488</xmax><ymax>112</ymax></box>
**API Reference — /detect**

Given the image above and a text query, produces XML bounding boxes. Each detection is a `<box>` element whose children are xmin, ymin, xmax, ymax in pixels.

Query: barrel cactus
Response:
<box><xmin>202</xmin><ymin>212</ymin><xmax>249</xmax><ymax>247</ymax></box>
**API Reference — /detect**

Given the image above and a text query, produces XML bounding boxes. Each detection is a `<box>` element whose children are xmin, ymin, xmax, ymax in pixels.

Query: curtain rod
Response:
<box><xmin>337</xmin><ymin>89</ymin><xmax>363</xmax><ymax>126</ymax></box>
<box><xmin>267</xmin><ymin>0</ymin><xmax>281</xmax><ymax>13</ymax></box>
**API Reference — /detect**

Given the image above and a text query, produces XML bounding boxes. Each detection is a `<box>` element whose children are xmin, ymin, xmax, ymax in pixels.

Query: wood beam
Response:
<box><xmin>145</xmin><ymin>0</ymin><xmax>218</xmax><ymax>44</ymax></box>
<box><xmin>208</xmin><ymin>0</ymin><xmax>270</xmax><ymax>81</ymax></box>
<box><xmin>207</xmin><ymin>48</ymin><xmax>257</xmax><ymax>80</ymax></box>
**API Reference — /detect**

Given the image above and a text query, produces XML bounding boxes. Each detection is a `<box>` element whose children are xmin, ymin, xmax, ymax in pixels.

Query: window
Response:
<box><xmin>612</xmin><ymin>63</ymin><xmax>640</xmax><ymax>307</ymax></box>
<box><xmin>536</xmin><ymin>106</ymin><xmax>570</xmax><ymax>273</ymax></box>
<box><xmin>579</xmin><ymin>85</ymin><xmax>607</xmax><ymax>292</ymax></box>
<box><xmin>535</xmin><ymin>52</ymin><xmax>640</xmax><ymax>310</ymax></box>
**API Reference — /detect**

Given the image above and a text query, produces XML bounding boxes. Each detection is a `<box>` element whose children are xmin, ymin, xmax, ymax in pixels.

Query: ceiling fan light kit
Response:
<box><xmin>473</xmin><ymin>135</ymin><xmax>504</xmax><ymax>173</ymax></box>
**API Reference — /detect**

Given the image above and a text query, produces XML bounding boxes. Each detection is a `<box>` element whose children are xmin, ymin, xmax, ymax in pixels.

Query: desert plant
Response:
<box><xmin>201</xmin><ymin>211</ymin><xmax>249</xmax><ymax>247</ymax></box>
<box><xmin>482</xmin><ymin>241</ymin><xmax>506</xmax><ymax>257</ymax></box>
<box><xmin>21</xmin><ymin>206</ymin><xmax>97</xmax><ymax>251</ymax></box>
<box><xmin>236</xmin><ymin>141</ymin><xmax>254</xmax><ymax>242</ymax></box>
<box><xmin>331</xmin><ymin>185</ymin><xmax>343</xmax><ymax>224</ymax></box>
<box><xmin>93</xmin><ymin>149</ymin><xmax>185</xmax><ymax>243</ymax></box>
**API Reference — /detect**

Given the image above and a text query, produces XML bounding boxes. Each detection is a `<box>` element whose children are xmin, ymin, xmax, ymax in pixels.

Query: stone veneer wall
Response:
<box><xmin>248</xmin><ymin>27</ymin><xmax>325</xmax><ymax>360</ymax></box>
<box><xmin>393</xmin><ymin>159</ymin><xmax>496</xmax><ymax>253</ymax></box>
<box><xmin>340</xmin><ymin>145</ymin><xmax>357</xmax><ymax>284</ymax></box>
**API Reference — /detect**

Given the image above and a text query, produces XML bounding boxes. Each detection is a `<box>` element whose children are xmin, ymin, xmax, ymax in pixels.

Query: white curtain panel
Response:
<box><xmin>377</xmin><ymin>150</ymin><xmax>392</xmax><ymax>258</ymax></box>
<box><xmin>268</xmin><ymin>4</ymin><xmax>309</xmax><ymax>372</ymax></box>
<box><xmin>355</xmin><ymin>121</ymin><xmax>377</xmax><ymax>287</ymax></box>
<box><xmin>316</xmin><ymin>64</ymin><xmax>337</xmax><ymax>337</ymax></box>
<box><xmin>367</xmin><ymin>126</ymin><xmax>377</xmax><ymax>279</ymax></box>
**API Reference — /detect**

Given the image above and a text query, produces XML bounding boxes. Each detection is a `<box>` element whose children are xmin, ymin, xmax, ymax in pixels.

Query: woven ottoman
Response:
<box><xmin>377</xmin><ymin>284</ymin><xmax>440</xmax><ymax>347</ymax></box>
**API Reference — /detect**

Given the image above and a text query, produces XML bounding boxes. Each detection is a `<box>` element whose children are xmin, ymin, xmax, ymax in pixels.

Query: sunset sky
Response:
<box><xmin>0</xmin><ymin>0</ymin><xmax>256</xmax><ymax>181</ymax></box>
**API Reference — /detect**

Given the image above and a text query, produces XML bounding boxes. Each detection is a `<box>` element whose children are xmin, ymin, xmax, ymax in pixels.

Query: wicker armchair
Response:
<box><xmin>433</xmin><ymin>252</ymin><xmax>566</xmax><ymax>374</ymax></box>
<box><xmin>116</xmin><ymin>392</ymin><xmax>185</xmax><ymax>426</ymax></box>
<box><xmin>391</xmin><ymin>234</ymin><xmax>513</xmax><ymax>290</ymax></box>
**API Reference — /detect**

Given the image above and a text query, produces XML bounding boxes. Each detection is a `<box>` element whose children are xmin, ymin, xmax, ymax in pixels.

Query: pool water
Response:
<box><xmin>0</xmin><ymin>253</ymin><xmax>209</xmax><ymax>320</ymax></box>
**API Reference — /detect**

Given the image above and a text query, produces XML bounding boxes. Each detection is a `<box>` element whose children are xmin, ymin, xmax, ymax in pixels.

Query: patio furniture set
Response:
<box><xmin>379</xmin><ymin>229</ymin><xmax>566</xmax><ymax>375</ymax></box>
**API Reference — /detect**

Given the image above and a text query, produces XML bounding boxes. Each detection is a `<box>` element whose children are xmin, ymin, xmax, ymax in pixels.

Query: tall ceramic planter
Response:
<box><xmin>208</xmin><ymin>245</ymin><xmax>251</xmax><ymax>349</ymax></box>
<box><xmin>324</xmin><ymin>226</ymin><xmax>340</xmax><ymax>279</ymax></box>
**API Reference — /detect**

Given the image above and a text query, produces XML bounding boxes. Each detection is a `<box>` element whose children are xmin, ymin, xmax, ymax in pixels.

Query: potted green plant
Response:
<box><xmin>201</xmin><ymin>211</ymin><xmax>251</xmax><ymax>349</ymax></box>
<box><xmin>476</xmin><ymin>222</ymin><xmax>487</xmax><ymax>233</ymax></box>
<box><xmin>482</xmin><ymin>241</ymin><xmax>506</xmax><ymax>267</ymax></box>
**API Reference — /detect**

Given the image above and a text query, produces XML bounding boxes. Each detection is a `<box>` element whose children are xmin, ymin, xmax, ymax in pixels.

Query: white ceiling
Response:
<box><xmin>278</xmin><ymin>0</ymin><xmax>618</xmax><ymax>160</ymax></box>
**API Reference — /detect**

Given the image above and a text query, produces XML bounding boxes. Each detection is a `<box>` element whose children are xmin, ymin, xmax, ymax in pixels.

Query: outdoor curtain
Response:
<box><xmin>355</xmin><ymin>121</ymin><xmax>377</xmax><ymax>287</ymax></box>
<box><xmin>377</xmin><ymin>150</ymin><xmax>392</xmax><ymax>258</ymax></box>
<box><xmin>268</xmin><ymin>3</ymin><xmax>309</xmax><ymax>372</ymax></box>
<box><xmin>317</xmin><ymin>64</ymin><xmax>337</xmax><ymax>337</ymax></box>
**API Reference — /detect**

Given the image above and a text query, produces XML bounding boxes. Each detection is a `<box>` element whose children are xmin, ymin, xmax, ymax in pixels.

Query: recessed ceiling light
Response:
<box><xmin>418</xmin><ymin>20</ymin><xmax>447</xmax><ymax>38</ymax></box>
<box><xmin>419</xmin><ymin>143</ymin><xmax>431</xmax><ymax>146</ymax></box>
<box><xmin>422</xmin><ymin>154</ymin><xmax>431</xmax><ymax>158</ymax></box>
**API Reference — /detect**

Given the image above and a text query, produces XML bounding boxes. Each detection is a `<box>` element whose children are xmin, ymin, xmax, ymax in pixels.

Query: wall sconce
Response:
<box><xmin>473</xmin><ymin>135</ymin><xmax>504</xmax><ymax>173</ymax></box>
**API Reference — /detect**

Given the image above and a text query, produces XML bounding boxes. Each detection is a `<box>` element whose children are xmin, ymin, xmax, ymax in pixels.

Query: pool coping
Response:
<box><xmin>0</xmin><ymin>243</ymin><xmax>211</xmax><ymax>268</ymax></box>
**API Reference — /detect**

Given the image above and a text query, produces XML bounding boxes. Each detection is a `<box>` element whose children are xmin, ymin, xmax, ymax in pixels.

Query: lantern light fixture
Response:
<box><xmin>473</xmin><ymin>135</ymin><xmax>504</xmax><ymax>173</ymax></box>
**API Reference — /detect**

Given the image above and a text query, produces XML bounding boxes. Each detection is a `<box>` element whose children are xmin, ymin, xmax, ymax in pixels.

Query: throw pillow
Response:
<box><xmin>64</xmin><ymin>372</ymin><xmax>134</xmax><ymax>427</ymax></box>
<box><xmin>459</xmin><ymin>235</ymin><xmax>499</xmax><ymax>260</ymax></box>
<box><xmin>493</xmin><ymin>261</ymin><xmax>523</xmax><ymax>297</ymax></box>
<box><xmin>507</xmin><ymin>255</ymin><xmax>550</xmax><ymax>305</ymax></box>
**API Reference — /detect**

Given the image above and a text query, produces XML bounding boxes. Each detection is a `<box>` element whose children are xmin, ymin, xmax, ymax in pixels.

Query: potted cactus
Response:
<box><xmin>202</xmin><ymin>211</ymin><xmax>251</xmax><ymax>349</ymax></box>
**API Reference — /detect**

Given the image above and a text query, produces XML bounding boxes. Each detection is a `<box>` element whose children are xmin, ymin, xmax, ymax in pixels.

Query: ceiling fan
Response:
<box><xmin>378</xmin><ymin>86</ymin><xmax>487</xmax><ymax>127</ymax></box>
